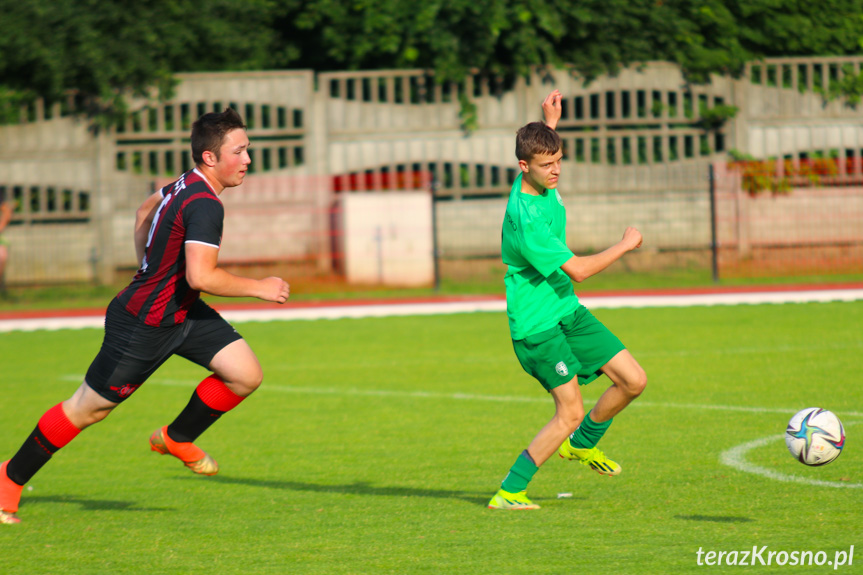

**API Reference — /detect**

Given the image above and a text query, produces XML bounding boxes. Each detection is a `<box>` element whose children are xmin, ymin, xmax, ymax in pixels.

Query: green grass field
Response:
<box><xmin>1</xmin><ymin>301</ymin><xmax>861</xmax><ymax>574</ymax></box>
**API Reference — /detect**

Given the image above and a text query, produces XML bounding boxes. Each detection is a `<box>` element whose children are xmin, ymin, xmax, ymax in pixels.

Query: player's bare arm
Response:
<box><xmin>542</xmin><ymin>90</ymin><xmax>562</xmax><ymax>130</ymax></box>
<box><xmin>134</xmin><ymin>190</ymin><xmax>166</xmax><ymax>265</ymax></box>
<box><xmin>561</xmin><ymin>227</ymin><xmax>643</xmax><ymax>283</ymax></box>
<box><xmin>185</xmin><ymin>242</ymin><xmax>290</xmax><ymax>303</ymax></box>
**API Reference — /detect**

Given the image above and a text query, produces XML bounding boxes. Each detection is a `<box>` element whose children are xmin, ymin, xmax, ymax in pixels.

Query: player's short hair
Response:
<box><xmin>191</xmin><ymin>108</ymin><xmax>247</xmax><ymax>165</ymax></box>
<box><xmin>515</xmin><ymin>122</ymin><xmax>561</xmax><ymax>162</ymax></box>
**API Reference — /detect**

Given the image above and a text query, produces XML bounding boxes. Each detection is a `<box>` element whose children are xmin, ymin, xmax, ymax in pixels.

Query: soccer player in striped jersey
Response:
<box><xmin>1</xmin><ymin>108</ymin><xmax>290</xmax><ymax>525</ymax></box>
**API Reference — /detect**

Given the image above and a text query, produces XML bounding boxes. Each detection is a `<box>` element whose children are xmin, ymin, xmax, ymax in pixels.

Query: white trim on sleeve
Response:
<box><xmin>184</xmin><ymin>240</ymin><xmax>220</xmax><ymax>249</ymax></box>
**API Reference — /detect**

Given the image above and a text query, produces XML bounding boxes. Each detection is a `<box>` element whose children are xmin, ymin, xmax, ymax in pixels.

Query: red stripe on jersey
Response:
<box><xmin>118</xmin><ymin>170</ymin><xmax>223</xmax><ymax>326</ymax></box>
<box><xmin>144</xmin><ymin>191</ymin><xmax>215</xmax><ymax>326</ymax></box>
<box><xmin>124</xmin><ymin>186</ymin><xmax>180</xmax><ymax>317</ymax></box>
<box><xmin>175</xmin><ymin>272</ymin><xmax>200</xmax><ymax>324</ymax></box>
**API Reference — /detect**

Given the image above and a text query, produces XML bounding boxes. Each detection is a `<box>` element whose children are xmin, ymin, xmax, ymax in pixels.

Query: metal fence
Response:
<box><xmin>711</xmin><ymin>160</ymin><xmax>863</xmax><ymax>279</ymax></box>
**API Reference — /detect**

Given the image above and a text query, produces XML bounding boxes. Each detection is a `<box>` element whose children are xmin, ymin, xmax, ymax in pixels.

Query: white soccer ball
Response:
<box><xmin>785</xmin><ymin>407</ymin><xmax>845</xmax><ymax>466</ymax></box>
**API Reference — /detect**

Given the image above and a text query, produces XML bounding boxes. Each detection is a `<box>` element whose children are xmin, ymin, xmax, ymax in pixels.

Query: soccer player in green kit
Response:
<box><xmin>488</xmin><ymin>90</ymin><xmax>647</xmax><ymax>510</ymax></box>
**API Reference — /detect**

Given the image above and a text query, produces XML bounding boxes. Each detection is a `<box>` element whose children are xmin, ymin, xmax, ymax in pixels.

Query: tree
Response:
<box><xmin>2</xmin><ymin>0</ymin><xmax>862</xmax><ymax>126</ymax></box>
<box><xmin>0</xmin><ymin>0</ymin><xmax>273</xmax><ymax>126</ymax></box>
<box><xmin>267</xmin><ymin>0</ymin><xmax>863</xmax><ymax>83</ymax></box>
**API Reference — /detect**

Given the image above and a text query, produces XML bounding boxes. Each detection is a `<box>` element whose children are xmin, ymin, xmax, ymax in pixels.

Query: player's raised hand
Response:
<box><xmin>622</xmin><ymin>227</ymin><xmax>643</xmax><ymax>250</ymax></box>
<box><xmin>259</xmin><ymin>276</ymin><xmax>290</xmax><ymax>303</ymax></box>
<box><xmin>542</xmin><ymin>90</ymin><xmax>563</xmax><ymax>130</ymax></box>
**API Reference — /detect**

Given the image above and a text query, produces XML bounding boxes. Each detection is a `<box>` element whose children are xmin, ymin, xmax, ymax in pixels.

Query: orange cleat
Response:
<box><xmin>149</xmin><ymin>426</ymin><xmax>219</xmax><ymax>476</ymax></box>
<box><xmin>0</xmin><ymin>461</ymin><xmax>23</xmax><ymax>525</ymax></box>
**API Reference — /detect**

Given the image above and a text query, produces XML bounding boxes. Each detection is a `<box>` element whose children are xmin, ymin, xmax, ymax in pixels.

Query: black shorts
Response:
<box><xmin>85</xmin><ymin>297</ymin><xmax>243</xmax><ymax>403</ymax></box>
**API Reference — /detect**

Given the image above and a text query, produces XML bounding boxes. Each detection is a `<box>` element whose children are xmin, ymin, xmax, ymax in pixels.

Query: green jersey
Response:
<box><xmin>501</xmin><ymin>173</ymin><xmax>579</xmax><ymax>340</ymax></box>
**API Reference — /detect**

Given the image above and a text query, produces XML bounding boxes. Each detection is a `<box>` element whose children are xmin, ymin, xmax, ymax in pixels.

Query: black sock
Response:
<box><xmin>7</xmin><ymin>426</ymin><xmax>58</xmax><ymax>486</ymax></box>
<box><xmin>166</xmin><ymin>391</ymin><xmax>226</xmax><ymax>443</ymax></box>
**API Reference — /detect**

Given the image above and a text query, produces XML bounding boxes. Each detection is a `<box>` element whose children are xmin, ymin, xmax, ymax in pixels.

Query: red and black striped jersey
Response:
<box><xmin>117</xmin><ymin>169</ymin><xmax>224</xmax><ymax>326</ymax></box>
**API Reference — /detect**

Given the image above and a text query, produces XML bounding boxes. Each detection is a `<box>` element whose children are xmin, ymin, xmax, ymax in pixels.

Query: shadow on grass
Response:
<box><xmin>22</xmin><ymin>495</ymin><xmax>172</xmax><ymax>513</ymax></box>
<box><xmin>675</xmin><ymin>514</ymin><xmax>755</xmax><ymax>523</ymax></box>
<box><xmin>191</xmin><ymin>475</ymin><xmax>494</xmax><ymax>507</ymax></box>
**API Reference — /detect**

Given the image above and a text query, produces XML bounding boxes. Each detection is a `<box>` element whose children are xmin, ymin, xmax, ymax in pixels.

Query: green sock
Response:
<box><xmin>500</xmin><ymin>450</ymin><xmax>538</xmax><ymax>493</ymax></box>
<box><xmin>568</xmin><ymin>411</ymin><xmax>613</xmax><ymax>449</ymax></box>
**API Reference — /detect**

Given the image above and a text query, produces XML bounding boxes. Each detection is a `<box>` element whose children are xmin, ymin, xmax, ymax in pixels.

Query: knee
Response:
<box><xmin>82</xmin><ymin>408</ymin><xmax>113</xmax><ymax>427</ymax></box>
<box><xmin>622</xmin><ymin>368</ymin><xmax>647</xmax><ymax>399</ymax></box>
<box><xmin>248</xmin><ymin>369</ymin><xmax>264</xmax><ymax>393</ymax></box>
<box><xmin>558</xmin><ymin>404</ymin><xmax>585</xmax><ymax>433</ymax></box>
<box><xmin>62</xmin><ymin>385</ymin><xmax>117</xmax><ymax>430</ymax></box>
<box><xmin>63</xmin><ymin>401</ymin><xmax>114</xmax><ymax>430</ymax></box>
<box><xmin>228</xmin><ymin>366</ymin><xmax>263</xmax><ymax>397</ymax></box>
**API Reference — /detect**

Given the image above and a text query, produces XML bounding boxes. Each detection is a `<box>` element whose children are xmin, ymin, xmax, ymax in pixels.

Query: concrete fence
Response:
<box><xmin>1</xmin><ymin>59</ymin><xmax>861</xmax><ymax>286</ymax></box>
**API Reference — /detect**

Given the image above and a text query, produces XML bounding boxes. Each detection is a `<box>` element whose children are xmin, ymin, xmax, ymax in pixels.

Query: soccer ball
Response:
<box><xmin>785</xmin><ymin>407</ymin><xmax>845</xmax><ymax>466</ymax></box>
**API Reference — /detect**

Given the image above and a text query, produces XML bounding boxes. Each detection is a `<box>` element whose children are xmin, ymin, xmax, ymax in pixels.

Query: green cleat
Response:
<box><xmin>558</xmin><ymin>442</ymin><xmax>621</xmax><ymax>476</ymax></box>
<box><xmin>487</xmin><ymin>489</ymin><xmax>540</xmax><ymax>510</ymax></box>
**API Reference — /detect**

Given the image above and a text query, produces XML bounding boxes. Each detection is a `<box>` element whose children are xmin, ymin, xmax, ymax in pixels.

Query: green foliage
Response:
<box><xmin>727</xmin><ymin>148</ymin><xmax>754</xmax><ymax>162</ymax></box>
<box><xmin>697</xmin><ymin>102</ymin><xmax>738</xmax><ymax>131</ymax></box>
<box><xmin>268</xmin><ymin>0</ymin><xmax>741</xmax><ymax>84</ymax></box>
<box><xmin>739</xmin><ymin>165</ymin><xmax>792</xmax><ymax>196</ymax></box>
<box><xmin>727</xmin><ymin>153</ymin><xmax>848</xmax><ymax>196</ymax></box>
<box><xmin>264</xmin><ymin>0</ymin><xmax>863</xmax><ymax>85</ymax></box>
<box><xmin>827</xmin><ymin>64</ymin><xmax>863</xmax><ymax>107</ymax></box>
<box><xmin>457</xmin><ymin>92</ymin><xmax>478</xmax><ymax>134</ymax></box>
<box><xmin>732</xmin><ymin>0</ymin><xmax>863</xmax><ymax>59</ymax></box>
<box><xmin>0</xmin><ymin>0</ymin><xmax>273</xmax><ymax>127</ymax></box>
<box><xmin>0</xmin><ymin>87</ymin><xmax>35</xmax><ymax>125</ymax></box>
<box><xmin>2</xmin><ymin>1</ymin><xmax>863</xmax><ymax>128</ymax></box>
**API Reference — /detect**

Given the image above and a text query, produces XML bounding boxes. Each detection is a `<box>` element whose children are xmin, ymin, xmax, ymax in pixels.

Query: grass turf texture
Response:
<box><xmin>1</xmin><ymin>301</ymin><xmax>861</xmax><ymax>574</ymax></box>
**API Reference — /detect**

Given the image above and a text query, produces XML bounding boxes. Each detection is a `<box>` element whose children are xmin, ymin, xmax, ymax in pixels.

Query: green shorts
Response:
<box><xmin>512</xmin><ymin>305</ymin><xmax>625</xmax><ymax>391</ymax></box>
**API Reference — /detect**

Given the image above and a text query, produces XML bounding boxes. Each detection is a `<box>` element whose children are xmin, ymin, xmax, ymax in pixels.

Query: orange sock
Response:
<box><xmin>0</xmin><ymin>461</ymin><xmax>24</xmax><ymax>513</ymax></box>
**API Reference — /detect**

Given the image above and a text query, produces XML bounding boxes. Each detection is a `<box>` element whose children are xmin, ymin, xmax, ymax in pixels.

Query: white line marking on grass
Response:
<box><xmin>58</xmin><ymin>374</ymin><xmax>863</xmax><ymax>420</ymax></box>
<box><xmin>58</xmin><ymin>375</ymin><xmax>554</xmax><ymax>404</ymax></box>
<box><xmin>636</xmin><ymin>340</ymin><xmax>863</xmax><ymax>358</ymax></box>
<box><xmin>720</xmin><ymin>427</ymin><xmax>862</xmax><ymax>489</ymax></box>
<box><xmin>59</xmin><ymin>373</ymin><xmax>863</xmax><ymax>490</ymax></box>
<box><xmin>632</xmin><ymin>401</ymin><xmax>863</xmax><ymax>418</ymax></box>
<box><xmin>5</xmin><ymin>288</ymin><xmax>863</xmax><ymax>332</ymax></box>
<box><xmin>56</xmin><ymin>372</ymin><xmax>863</xmax><ymax>490</ymax></box>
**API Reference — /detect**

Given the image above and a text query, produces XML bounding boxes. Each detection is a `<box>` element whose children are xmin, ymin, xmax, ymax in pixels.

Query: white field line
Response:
<box><xmin>3</xmin><ymin>288</ymin><xmax>863</xmax><ymax>333</ymax></box>
<box><xmin>720</xmin><ymin>426</ymin><xmax>862</xmax><ymax>490</ymax></box>
<box><xmin>207</xmin><ymin>382</ymin><xmax>863</xmax><ymax>420</ymax></box>
<box><xmin>56</xmin><ymin>373</ymin><xmax>863</xmax><ymax>489</ymax></box>
<box><xmin>59</xmin><ymin>374</ymin><xmax>863</xmax><ymax>420</ymax></box>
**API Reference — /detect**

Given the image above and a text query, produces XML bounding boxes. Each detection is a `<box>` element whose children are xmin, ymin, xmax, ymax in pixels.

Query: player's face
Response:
<box><xmin>521</xmin><ymin>150</ymin><xmax>562</xmax><ymax>191</ymax></box>
<box><xmin>213</xmin><ymin>128</ymin><xmax>251</xmax><ymax>189</ymax></box>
